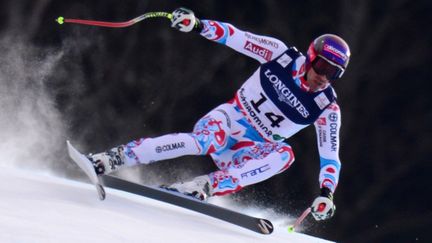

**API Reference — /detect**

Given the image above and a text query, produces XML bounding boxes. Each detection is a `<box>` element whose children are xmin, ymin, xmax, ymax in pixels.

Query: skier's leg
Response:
<box><xmin>208</xmin><ymin>141</ymin><xmax>295</xmax><ymax>196</ymax></box>
<box><xmin>88</xmin><ymin>133</ymin><xmax>199</xmax><ymax>175</ymax></box>
<box><xmin>190</xmin><ymin>108</ymin><xmax>232</xmax><ymax>155</ymax></box>
<box><xmin>163</xmin><ymin>141</ymin><xmax>295</xmax><ymax>200</ymax></box>
<box><xmin>131</xmin><ymin>103</ymin><xmax>233</xmax><ymax>163</ymax></box>
<box><xmin>89</xmin><ymin>103</ymin><xmax>234</xmax><ymax>175</ymax></box>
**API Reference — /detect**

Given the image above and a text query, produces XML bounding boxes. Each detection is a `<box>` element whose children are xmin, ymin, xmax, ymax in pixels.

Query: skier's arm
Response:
<box><xmin>170</xmin><ymin>7</ymin><xmax>288</xmax><ymax>63</ymax></box>
<box><xmin>199</xmin><ymin>20</ymin><xmax>288</xmax><ymax>63</ymax></box>
<box><xmin>309</xmin><ymin>103</ymin><xmax>341</xmax><ymax>221</ymax></box>
<box><xmin>313</xmin><ymin>103</ymin><xmax>342</xmax><ymax>194</ymax></box>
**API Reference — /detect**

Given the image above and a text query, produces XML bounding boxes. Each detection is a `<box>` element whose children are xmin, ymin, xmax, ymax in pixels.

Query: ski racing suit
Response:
<box><xmin>119</xmin><ymin>20</ymin><xmax>342</xmax><ymax>197</ymax></box>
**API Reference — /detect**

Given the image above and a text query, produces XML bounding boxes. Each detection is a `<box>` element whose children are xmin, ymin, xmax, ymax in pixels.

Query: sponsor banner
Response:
<box><xmin>241</xmin><ymin>164</ymin><xmax>270</xmax><ymax>179</ymax></box>
<box><xmin>318</xmin><ymin>126</ymin><xmax>327</xmax><ymax>147</ymax></box>
<box><xmin>328</xmin><ymin>112</ymin><xmax>338</xmax><ymax>152</ymax></box>
<box><xmin>328</xmin><ymin>112</ymin><xmax>338</xmax><ymax>122</ymax></box>
<box><xmin>244</xmin><ymin>32</ymin><xmax>279</xmax><ymax>48</ymax></box>
<box><xmin>238</xmin><ymin>88</ymin><xmax>273</xmax><ymax>137</ymax></box>
<box><xmin>244</xmin><ymin>41</ymin><xmax>273</xmax><ymax>61</ymax></box>
<box><xmin>155</xmin><ymin>142</ymin><xmax>186</xmax><ymax>153</ymax></box>
<box><xmin>264</xmin><ymin>69</ymin><xmax>309</xmax><ymax>118</ymax></box>
<box><xmin>323</xmin><ymin>44</ymin><xmax>348</xmax><ymax>61</ymax></box>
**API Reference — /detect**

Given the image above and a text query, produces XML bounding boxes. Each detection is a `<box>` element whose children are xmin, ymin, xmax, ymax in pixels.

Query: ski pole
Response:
<box><xmin>287</xmin><ymin>207</ymin><xmax>311</xmax><ymax>232</ymax></box>
<box><xmin>56</xmin><ymin>11</ymin><xmax>172</xmax><ymax>28</ymax></box>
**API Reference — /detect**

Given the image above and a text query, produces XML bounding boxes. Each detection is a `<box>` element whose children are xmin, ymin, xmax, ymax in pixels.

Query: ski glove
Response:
<box><xmin>171</xmin><ymin>7</ymin><xmax>202</xmax><ymax>32</ymax></box>
<box><xmin>311</xmin><ymin>187</ymin><xmax>336</xmax><ymax>221</ymax></box>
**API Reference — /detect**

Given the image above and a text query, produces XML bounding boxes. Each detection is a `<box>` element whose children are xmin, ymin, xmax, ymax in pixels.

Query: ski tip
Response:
<box><xmin>66</xmin><ymin>140</ymin><xmax>75</xmax><ymax>156</ymax></box>
<box><xmin>258</xmin><ymin>219</ymin><xmax>274</xmax><ymax>234</ymax></box>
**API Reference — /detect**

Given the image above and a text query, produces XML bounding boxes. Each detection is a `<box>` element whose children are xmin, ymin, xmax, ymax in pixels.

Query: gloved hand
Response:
<box><xmin>311</xmin><ymin>187</ymin><xmax>336</xmax><ymax>221</ymax></box>
<box><xmin>171</xmin><ymin>7</ymin><xmax>202</xmax><ymax>32</ymax></box>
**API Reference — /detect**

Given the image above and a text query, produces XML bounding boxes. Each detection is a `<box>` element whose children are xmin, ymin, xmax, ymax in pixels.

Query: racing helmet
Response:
<box><xmin>306</xmin><ymin>34</ymin><xmax>351</xmax><ymax>80</ymax></box>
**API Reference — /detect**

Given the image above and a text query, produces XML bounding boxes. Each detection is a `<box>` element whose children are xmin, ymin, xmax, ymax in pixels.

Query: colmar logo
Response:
<box><xmin>328</xmin><ymin>112</ymin><xmax>338</xmax><ymax>152</ymax></box>
<box><xmin>244</xmin><ymin>41</ymin><xmax>273</xmax><ymax>61</ymax></box>
<box><xmin>155</xmin><ymin>142</ymin><xmax>186</xmax><ymax>153</ymax></box>
<box><xmin>328</xmin><ymin>112</ymin><xmax>338</xmax><ymax>122</ymax></box>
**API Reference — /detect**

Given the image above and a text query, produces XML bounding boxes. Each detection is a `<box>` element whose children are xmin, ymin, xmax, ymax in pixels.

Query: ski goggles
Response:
<box><xmin>312</xmin><ymin>56</ymin><xmax>345</xmax><ymax>80</ymax></box>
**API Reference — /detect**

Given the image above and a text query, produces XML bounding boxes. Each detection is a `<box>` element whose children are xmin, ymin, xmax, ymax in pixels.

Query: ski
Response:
<box><xmin>67</xmin><ymin>141</ymin><xmax>106</xmax><ymax>200</ymax></box>
<box><xmin>100</xmin><ymin>175</ymin><xmax>274</xmax><ymax>235</ymax></box>
<box><xmin>66</xmin><ymin>140</ymin><xmax>273</xmax><ymax>234</ymax></box>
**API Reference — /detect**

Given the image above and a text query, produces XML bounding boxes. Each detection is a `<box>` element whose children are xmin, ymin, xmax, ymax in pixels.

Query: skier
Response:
<box><xmin>88</xmin><ymin>7</ymin><xmax>350</xmax><ymax>221</ymax></box>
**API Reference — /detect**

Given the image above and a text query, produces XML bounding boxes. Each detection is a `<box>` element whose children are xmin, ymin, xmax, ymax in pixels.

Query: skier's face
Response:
<box><xmin>306</xmin><ymin>67</ymin><xmax>330</xmax><ymax>92</ymax></box>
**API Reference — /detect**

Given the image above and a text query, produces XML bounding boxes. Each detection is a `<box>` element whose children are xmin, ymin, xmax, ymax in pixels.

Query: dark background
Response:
<box><xmin>0</xmin><ymin>1</ymin><xmax>431</xmax><ymax>242</ymax></box>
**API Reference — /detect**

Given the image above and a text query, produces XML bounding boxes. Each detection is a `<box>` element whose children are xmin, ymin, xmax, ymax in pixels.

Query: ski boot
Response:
<box><xmin>162</xmin><ymin>175</ymin><xmax>212</xmax><ymax>201</ymax></box>
<box><xmin>87</xmin><ymin>146</ymin><xmax>126</xmax><ymax>175</ymax></box>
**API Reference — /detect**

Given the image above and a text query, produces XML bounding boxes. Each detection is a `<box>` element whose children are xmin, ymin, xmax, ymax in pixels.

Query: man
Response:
<box><xmin>88</xmin><ymin>7</ymin><xmax>350</xmax><ymax>221</ymax></box>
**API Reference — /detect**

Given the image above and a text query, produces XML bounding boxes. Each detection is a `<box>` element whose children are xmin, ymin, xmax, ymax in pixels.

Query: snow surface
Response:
<box><xmin>0</xmin><ymin>167</ymin><xmax>334</xmax><ymax>243</ymax></box>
